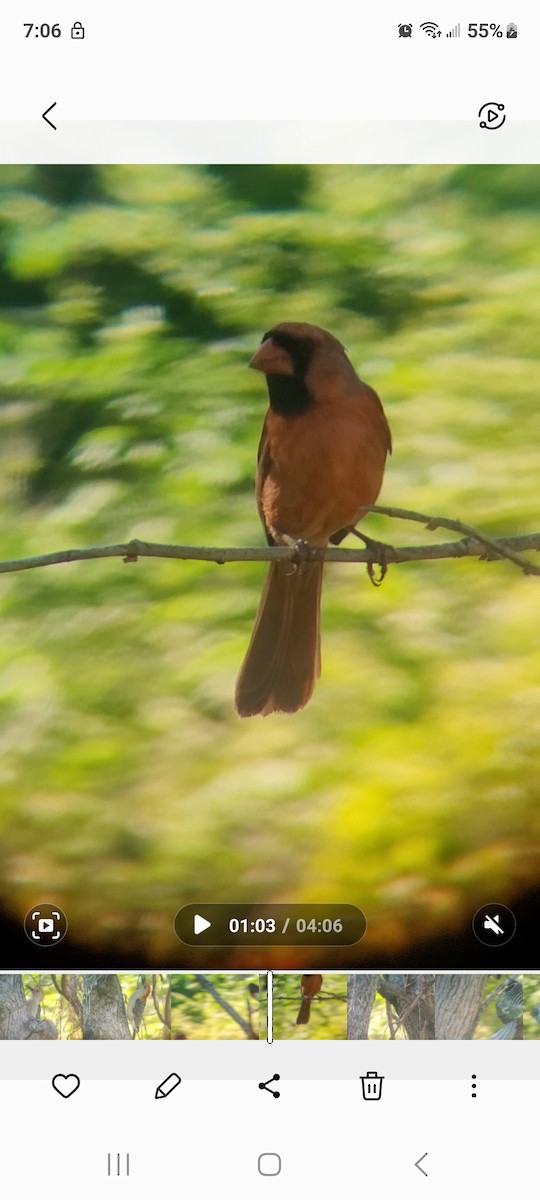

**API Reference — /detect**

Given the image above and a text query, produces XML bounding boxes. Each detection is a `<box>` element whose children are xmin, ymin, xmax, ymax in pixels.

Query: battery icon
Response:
<box><xmin>506</xmin><ymin>22</ymin><xmax>517</xmax><ymax>37</ymax></box>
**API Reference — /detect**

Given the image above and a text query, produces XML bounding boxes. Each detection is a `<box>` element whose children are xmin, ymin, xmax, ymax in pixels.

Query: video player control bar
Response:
<box><xmin>174</xmin><ymin>904</ymin><xmax>366</xmax><ymax>945</ymax></box>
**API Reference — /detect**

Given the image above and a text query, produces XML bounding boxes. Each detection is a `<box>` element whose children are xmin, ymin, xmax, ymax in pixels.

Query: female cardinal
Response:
<box><xmin>296</xmin><ymin>974</ymin><xmax>323</xmax><ymax>1025</ymax></box>
<box><xmin>235</xmin><ymin>323</ymin><xmax>391</xmax><ymax>718</ymax></box>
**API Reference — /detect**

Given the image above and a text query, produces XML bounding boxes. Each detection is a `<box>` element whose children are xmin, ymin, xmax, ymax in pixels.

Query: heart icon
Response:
<box><xmin>52</xmin><ymin>1073</ymin><xmax>80</xmax><ymax>1098</ymax></box>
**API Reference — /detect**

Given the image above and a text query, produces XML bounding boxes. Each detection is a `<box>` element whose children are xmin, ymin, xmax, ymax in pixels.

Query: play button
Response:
<box><xmin>193</xmin><ymin>913</ymin><xmax>212</xmax><ymax>935</ymax></box>
<box><xmin>478</xmin><ymin>101</ymin><xmax>506</xmax><ymax>129</ymax></box>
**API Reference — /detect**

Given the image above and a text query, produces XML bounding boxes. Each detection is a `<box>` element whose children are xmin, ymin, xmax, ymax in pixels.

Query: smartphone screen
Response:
<box><xmin>0</xmin><ymin>2</ymin><xmax>538</xmax><ymax>1192</ymax></box>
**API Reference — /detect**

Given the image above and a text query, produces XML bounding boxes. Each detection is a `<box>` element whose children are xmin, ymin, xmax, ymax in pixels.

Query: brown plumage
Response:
<box><xmin>235</xmin><ymin>322</ymin><xmax>391</xmax><ymax>718</ymax></box>
<box><xmin>296</xmin><ymin>973</ymin><xmax>323</xmax><ymax>1025</ymax></box>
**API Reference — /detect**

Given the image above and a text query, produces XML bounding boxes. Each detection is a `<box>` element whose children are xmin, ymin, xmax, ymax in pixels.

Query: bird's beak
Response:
<box><xmin>250</xmin><ymin>337</ymin><xmax>294</xmax><ymax>376</ymax></box>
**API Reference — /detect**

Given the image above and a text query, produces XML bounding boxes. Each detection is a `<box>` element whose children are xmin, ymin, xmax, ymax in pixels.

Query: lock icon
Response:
<box><xmin>71</xmin><ymin>21</ymin><xmax>84</xmax><ymax>38</ymax></box>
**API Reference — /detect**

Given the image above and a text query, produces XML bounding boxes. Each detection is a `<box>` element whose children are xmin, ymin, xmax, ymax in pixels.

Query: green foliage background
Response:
<box><xmin>0</xmin><ymin>165</ymin><xmax>539</xmax><ymax>962</ymax></box>
<box><xmin>171</xmin><ymin>972</ymin><xmax>259</xmax><ymax>1038</ymax></box>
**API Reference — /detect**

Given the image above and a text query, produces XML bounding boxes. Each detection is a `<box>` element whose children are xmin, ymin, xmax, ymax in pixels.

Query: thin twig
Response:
<box><xmin>152</xmin><ymin>974</ymin><xmax>170</xmax><ymax>1032</ymax></box>
<box><xmin>0</xmin><ymin>508</ymin><xmax>537</xmax><ymax>577</ymax></box>
<box><xmin>360</xmin><ymin>505</ymin><xmax>540</xmax><ymax>577</ymax></box>
<box><xmin>0</xmin><ymin>535</ymin><xmax>538</xmax><ymax>572</ymax></box>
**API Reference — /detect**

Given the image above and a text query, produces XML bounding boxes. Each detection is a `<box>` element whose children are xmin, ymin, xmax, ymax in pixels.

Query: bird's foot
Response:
<box><xmin>280</xmin><ymin>535</ymin><xmax>313</xmax><ymax>572</ymax></box>
<box><xmin>349</xmin><ymin>528</ymin><xmax>393</xmax><ymax>587</ymax></box>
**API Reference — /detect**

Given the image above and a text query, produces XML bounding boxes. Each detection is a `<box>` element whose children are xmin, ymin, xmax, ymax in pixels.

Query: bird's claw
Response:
<box><xmin>279</xmin><ymin>535</ymin><xmax>313</xmax><ymax>573</ymax></box>
<box><xmin>291</xmin><ymin>538</ymin><xmax>311</xmax><ymax>566</ymax></box>
<box><xmin>367</xmin><ymin>556</ymin><xmax>387</xmax><ymax>587</ymax></box>
<box><xmin>349</xmin><ymin>528</ymin><xmax>393</xmax><ymax>587</ymax></box>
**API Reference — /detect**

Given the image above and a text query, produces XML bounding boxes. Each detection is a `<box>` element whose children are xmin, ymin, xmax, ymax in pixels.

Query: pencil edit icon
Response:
<box><xmin>155</xmin><ymin>1072</ymin><xmax>181</xmax><ymax>1099</ymax></box>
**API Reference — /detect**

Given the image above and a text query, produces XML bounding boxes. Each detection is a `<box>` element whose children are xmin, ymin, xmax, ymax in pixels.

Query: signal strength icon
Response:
<box><xmin>420</xmin><ymin>21</ymin><xmax>441</xmax><ymax>37</ymax></box>
<box><xmin>447</xmin><ymin>22</ymin><xmax>460</xmax><ymax>37</ymax></box>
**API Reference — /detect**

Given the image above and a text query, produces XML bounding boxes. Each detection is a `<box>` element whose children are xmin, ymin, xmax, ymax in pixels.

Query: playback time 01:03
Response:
<box><xmin>228</xmin><ymin>917</ymin><xmax>344</xmax><ymax>934</ymax></box>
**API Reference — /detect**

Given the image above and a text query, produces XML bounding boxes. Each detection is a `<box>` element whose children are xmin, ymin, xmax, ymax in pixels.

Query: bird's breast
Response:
<box><xmin>258</xmin><ymin>393</ymin><xmax>389</xmax><ymax>546</ymax></box>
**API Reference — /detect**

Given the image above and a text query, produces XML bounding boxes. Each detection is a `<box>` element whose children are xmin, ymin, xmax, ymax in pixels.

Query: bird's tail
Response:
<box><xmin>296</xmin><ymin>998</ymin><xmax>312</xmax><ymax>1025</ymax></box>
<box><xmin>235</xmin><ymin>559</ymin><xmax>323</xmax><ymax>717</ymax></box>
<box><xmin>490</xmin><ymin>1021</ymin><xmax>518</xmax><ymax>1040</ymax></box>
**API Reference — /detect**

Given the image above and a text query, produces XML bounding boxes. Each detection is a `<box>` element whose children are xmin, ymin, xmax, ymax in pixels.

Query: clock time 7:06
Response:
<box><xmin>24</xmin><ymin>23</ymin><xmax>62</xmax><ymax>37</ymax></box>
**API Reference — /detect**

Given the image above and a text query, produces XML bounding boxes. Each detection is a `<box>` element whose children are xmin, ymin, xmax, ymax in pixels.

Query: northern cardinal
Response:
<box><xmin>235</xmin><ymin>322</ymin><xmax>391</xmax><ymax>718</ymax></box>
<box><xmin>296</xmin><ymin>974</ymin><xmax>323</xmax><ymax>1025</ymax></box>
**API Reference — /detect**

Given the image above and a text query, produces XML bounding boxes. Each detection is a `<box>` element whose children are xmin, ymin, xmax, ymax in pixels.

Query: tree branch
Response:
<box><xmin>0</xmin><ymin>507</ymin><xmax>538</xmax><ymax>577</ymax></box>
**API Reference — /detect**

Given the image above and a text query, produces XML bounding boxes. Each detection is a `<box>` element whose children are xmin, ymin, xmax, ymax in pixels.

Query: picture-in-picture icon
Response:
<box><xmin>24</xmin><ymin>904</ymin><xmax>68</xmax><ymax>945</ymax></box>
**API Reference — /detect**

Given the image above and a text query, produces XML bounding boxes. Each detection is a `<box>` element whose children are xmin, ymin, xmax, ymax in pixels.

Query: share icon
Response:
<box><xmin>259</xmin><ymin>1073</ymin><xmax>280</xmax><ymax>1098</ymax></box>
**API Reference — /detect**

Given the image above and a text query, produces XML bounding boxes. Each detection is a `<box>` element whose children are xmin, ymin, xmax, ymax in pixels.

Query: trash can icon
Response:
<box><xmin>360</xmin><ymin>1070</ymin><xmax>384</xmax><ymax>1100</ymax></box>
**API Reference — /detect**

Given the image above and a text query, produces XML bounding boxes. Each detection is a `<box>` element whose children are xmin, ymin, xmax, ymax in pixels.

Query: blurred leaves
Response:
<box><xmin>171</xmin><ymin>973</ymin><xmax>260</xmax><ymax>1039</ymax></box>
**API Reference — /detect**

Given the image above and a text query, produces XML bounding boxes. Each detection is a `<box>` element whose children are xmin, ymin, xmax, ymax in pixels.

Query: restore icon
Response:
<box><xmin>478</xmin><ymin>102</ymin><xmax>506</xmax><ymax>129</ymax></box>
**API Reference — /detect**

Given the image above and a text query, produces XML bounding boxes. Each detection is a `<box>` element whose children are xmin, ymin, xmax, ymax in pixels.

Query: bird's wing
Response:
<box><xmin>256</xmin><ymin>415</ymin><xmax>276</xmax><ymax>546</ymax></box>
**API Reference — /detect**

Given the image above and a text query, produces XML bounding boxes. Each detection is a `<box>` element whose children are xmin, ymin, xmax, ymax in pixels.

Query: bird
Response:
<box><xmin>296</xmin><ymin>974</ymin><xmax>323</xmax><ymax>1025</ymax></box>
<box><xmin>235</xmin><ymin>323</ymin><xmax>391</xmax><ymax>717</ymax></box>
<box><xmin>127</xmin><ymin>979</ymin><xmax>151</xmax><ymax>1039</ymax></box>
<box><xmin>26</xmin><ymin>985</ymin><xmax>44</xmax><ymax>1020</ymax></box>
<box><xmin>378</xmin><ymin>974</ymin><xmax>407</xmax><ymax>1008</ymax></box>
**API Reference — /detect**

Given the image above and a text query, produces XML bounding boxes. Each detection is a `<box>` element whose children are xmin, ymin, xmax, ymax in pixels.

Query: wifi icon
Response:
<box><xmin>420</xmin><ymin>21</ymin><xmax>441</xmax><ymax>37</ymax></box>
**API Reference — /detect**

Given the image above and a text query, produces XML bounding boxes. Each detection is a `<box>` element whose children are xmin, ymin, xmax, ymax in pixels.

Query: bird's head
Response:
<box><xmin>250</xmin><ymin>323</ymin><xmax>350</xmax><ymax>417</ymax></box>
<box><xmin>250</xmin><ymin>322</ymin><xmax>345</xmax><ymax>381</ymax></box>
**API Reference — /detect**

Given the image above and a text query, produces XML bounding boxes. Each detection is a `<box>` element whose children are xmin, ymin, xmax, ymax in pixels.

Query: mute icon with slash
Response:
<box><xmin>155</xmin><ymin>1072</ymin><xmax>181</xmax><ymax>1099</ymax></box>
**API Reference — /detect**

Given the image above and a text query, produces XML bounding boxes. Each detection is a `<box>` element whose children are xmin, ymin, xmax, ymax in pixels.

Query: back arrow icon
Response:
<box><xmin>415</xmin><ymin>1152</ymin><xmax>428</xmax><ymax>1176</ymax></box>
<box><xmin>42</xmin><ymin>102</ymin><xmax>57</xmax><ymax>130</ymax></box>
